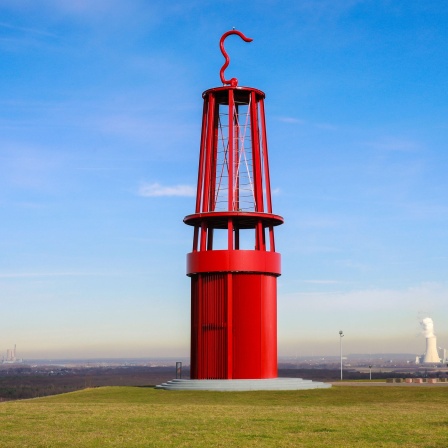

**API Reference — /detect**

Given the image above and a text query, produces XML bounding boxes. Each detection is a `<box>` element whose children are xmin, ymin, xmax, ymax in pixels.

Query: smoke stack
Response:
<box><xmin>420</xmin><ymin>317</ymin><xmax>441</xmax><ymax>363</ymax></box>
<box><xmin>423</xmin><ymin>336</ymin><xmax>440</xmax><ymax>363</ymax></box>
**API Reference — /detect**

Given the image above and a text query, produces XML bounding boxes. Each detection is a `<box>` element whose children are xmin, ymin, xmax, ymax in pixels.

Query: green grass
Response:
<box><xmin>1</xmin><ymin>386</ymin><xmax>447</xmax><ymax>447</ymax></box>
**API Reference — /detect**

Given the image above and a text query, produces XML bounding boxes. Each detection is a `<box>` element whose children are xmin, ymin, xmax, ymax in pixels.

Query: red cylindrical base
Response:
<box><xmin>190</xmin><ymin>272</ymin><xmax>277</xmax><ymax>379</ymax></box>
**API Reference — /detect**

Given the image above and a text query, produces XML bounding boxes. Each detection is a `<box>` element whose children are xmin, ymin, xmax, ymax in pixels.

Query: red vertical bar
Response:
<box><xmin>209</xmin><ymin>102</ymin><xmax>219</xmax><ymax>212</ymax></box>
<box><xmin>207</xmin><ymin>228</ymin><xmax>214</xmax><ymax>251</ymax></box>
<box><xmin>202</xmin><ymin>93</ymin><xmax>215</xmax><ymax>213</ymax></box>
<box><xmin>200</xmin><ymin>93</ymin><xmax>215</xmax><ymax>253</ymax></box>
<box><xmin>234</xmin><ymin>104</ymin><xmax>240</xmax><ymax>211</ymax></box>
<box><xmin>212</xmin><ymin>275</ymin><xmax>215</xmax><ymax>378</ymax></box>
<box><xmin>259</xmin><ymin>98</ymin><xmax>273</xmax><ymax>213</ymax></box>
<box><xmin>220</xmin><ymin>276</ymin><xmax>224</xmax><ymax>378</ymax></box>
<box><xmin>197</xmin><ymin>275</ymin><xmax>203</xmax><ymax>378</ymax></box>
<box><xmin>227</xmin><ymin>218</ymin><xmax>234</xmax><ymax>251</ymax></box>
<box><xmin>261</xmin><ymin>221</ymin><xmax>266</xmax><ymax>251</ymax></box>
<box><xmin>268</xmin><ymin>226</ymin><xmax>275</xmax><ymax>252</ymax></box>
<box><xmin>200</xmin><ymin>222</ymin><xmax>207</xmax><ymax>251</ymax></box>
<box><xmin>193</xmin><ymin>227</ymin><xmax>199</xmax><ymax>252</ymax></box>
<box><xmin>228</xmin><ymin>90</ymin><xmax>235</xmax><ymax>250</ymax></box>
<box><xmin>258</xmin><ymin>98</ymin><xmax>276</xmax><ymax>252</ymax></box>
<box><xmin>257</xmin><ymin>220</ymin><xmax>265</xmax><ymax>251</ymax></box>
<box><xmin>227</xmin><ymin>273</ymin><xmax>233</xmax><ymax>378</ymax></box>
<box><xmin>250</xmin><ymin>92</ymin><xmax>265</xmax><ymax>250</ymax></box>
<box><xmin>228</xmin><ymin>90</ymin><xmax>234</xmax><ymax>211</ymax></box>
<box><xmin>210</xmin><ymin>276</ymin><xmax>213</xmax><ymax>378</ymax></box>
<box><xmin>234</xmin><ymin>102</ymin><xmax>240</xmax><ymax>250</ymax></box>
<box><xmin>206</xmin><ymin>275</ymin><xmax>209</xmax><ymax>378</ymax></box>
<box><xmin>250</xmin><ymin>92</ymin><xmax>264</xmax><ymax>213</ymax></box>
<box><xmin>196</xmin><ymin>98</ymin><xmax>209</xmax><ymax>213</ymax></box>
<box><xmin>204</xmin><ymin>275</ymin><xmax>208</xmax><ymax>378</ymax></box>
<box><xmin>190</xmin><ymin>278</ymin><xmax>196</xmax><ymax>378</ymax></box>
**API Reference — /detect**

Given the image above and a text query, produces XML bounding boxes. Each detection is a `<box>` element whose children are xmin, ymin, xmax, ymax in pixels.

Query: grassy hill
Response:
<box><xmin>0</xmin><ymin>385</ymin><xmax>447</xmax><ymax>447</ymax></box>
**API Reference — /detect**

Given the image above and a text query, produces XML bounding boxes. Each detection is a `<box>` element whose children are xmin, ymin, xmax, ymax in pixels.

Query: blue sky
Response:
<box><xmin>1</xmin><ymin>0</ymin><xmax>447</xmax><ymax>359</ymax></box>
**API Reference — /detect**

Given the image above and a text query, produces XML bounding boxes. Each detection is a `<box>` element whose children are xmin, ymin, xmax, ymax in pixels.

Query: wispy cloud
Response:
<box><xmin>0</xmin><ymin>272</ymin><xmax>101</xmax><ymax>279</ymax></box>
<box><xmin>315</xmin><ymin>122</ymin><xmax>338</xmax><ymax>131</ymax></box>
<box><xmin>1</xmin><ymin>0</ymin><xmax>129</xmax><ymax>16</ymax></box>
<box><xmin>276</xmin><ymin>116</ymin><xmax>338</xmax><ymax>131</ymax></box>
<box><xmin>0</xmin><ymin>20</ymin><xmax>58</xmax><ymax>52</ymax></box>
<box><xmin>294</xmin><ymin>0</ymin><xmax>365</xmax><ymax>15</ymax></box>
<box><xmin>138</xmin><ymin>182</ymin><xmax>195</xmax><ymax>197</ymax></box>
<box><xmin>0</xmin><ymin>22</ymin><xmax>56</xmax><ymax>37</ymax></box>
<box><xmin>364</xmin><ymin>137</ymin><xmax>420</xmax><ymax>152</ymax></box>
<box><xmin>299</xmin><ymin>217</ymin><xmax>342</xmax><ymax>229</ymax></box>
<box><xmin>1</xmin><ymin>0</ymin><xmax>161</xmax><ymax>29</ymax></box>
<box><xmin>276</xmin><ymin>117</ymin><xmax>305</xmax><ymax>125</ymax></box>
<box><xmin>301</xmin><ymin>279</ymin><xmax>346</xmax><ymax>285</ymax></box>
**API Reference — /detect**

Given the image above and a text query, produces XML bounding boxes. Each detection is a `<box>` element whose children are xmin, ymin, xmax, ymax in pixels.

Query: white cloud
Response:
<box><xmin>364</xmin><ymin>137</ymin><xmax>420</xmax><ymax>152</ymax></box>
<box><xmin>276</xmin><ymin>116</ymin><xmax>338</xmax><ymax>131</ymax></box>
<box><xmin>138</xmin><ymin>182</ymin><xmax>195</xmax><ymax>197</ymax></box>
<box><xmin>0</xmin><ymin>271</ymin><xmax>118</xmax><ymax>279</ymax></box>
<box><xmin>0</xmin><ymin>22</ymin><xmax>56</xmax><ymax>37</ymax></box>
<box><xmin>1</xmin><ymin>0</ymin><xmax>136</xmax><ymax>17</ymax></box>
<box><xmin>301</xmin><ymin>279</ymin><xmax>346</xmax><ymax>285</ymax></box>
<box><xmin>315</xmin><ymin>122</ymin><xmax>338</xmax><ymax>131</ymax></box>
<box><xmin>299</xmin><ymin>217</ymin><xmax>342</xmax><ymax>229</ymax></box>
<box><xmin>276</xmin><ymin>116</ymin><xmax>305</xmax><ymax>124</ymax></box>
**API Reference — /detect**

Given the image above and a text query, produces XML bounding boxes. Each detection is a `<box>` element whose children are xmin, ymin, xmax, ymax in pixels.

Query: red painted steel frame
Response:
<box><xmin>186</xmin><ymin>34</ymin><xmax>283</xmax><ymax>379</ymax></box>
<box><xmin>219</xmin><ymin>30</ymin><xmax>253</xmax><ymax>87</ymax></box>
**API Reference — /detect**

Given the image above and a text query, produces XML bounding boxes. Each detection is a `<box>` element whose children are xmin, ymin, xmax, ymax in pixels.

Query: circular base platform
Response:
<box><xmin>155</xmin><ymin>378</ymin><xmax>331</xmax><ymax>391</ymax></box>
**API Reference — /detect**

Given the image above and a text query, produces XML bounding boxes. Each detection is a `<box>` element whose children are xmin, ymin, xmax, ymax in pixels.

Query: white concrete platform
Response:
<box><xmin>155</xmin><ymin>378</ymin><xmax>331</xmax><ymax>391</ymax></box>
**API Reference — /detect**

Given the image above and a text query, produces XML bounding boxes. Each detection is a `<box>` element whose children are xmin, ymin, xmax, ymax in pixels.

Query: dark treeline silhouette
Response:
<box><xmin>0</xmin><ymin>366</ymin><xmax>179</xmax><ymax>401</ymax></box>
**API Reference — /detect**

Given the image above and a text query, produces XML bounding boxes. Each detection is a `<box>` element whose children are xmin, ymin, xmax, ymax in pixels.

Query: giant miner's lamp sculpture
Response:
<box><xmin>157</xmin><ymin>30</ymin><xmax>330</xmax><ymax>391</ymax></box>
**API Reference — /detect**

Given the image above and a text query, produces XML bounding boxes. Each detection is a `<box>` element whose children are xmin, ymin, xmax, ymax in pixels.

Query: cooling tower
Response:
<box><xmin>423</xmin><ymin>336</ymin><xmax>440</xmax><ymax>363</ymax></box>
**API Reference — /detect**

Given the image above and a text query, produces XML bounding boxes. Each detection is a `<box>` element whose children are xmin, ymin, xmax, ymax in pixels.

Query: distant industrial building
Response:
<box><xmin>2</xmin><ymin>344</ymin><xmax>23</xmax><ymax>364</ymax></box>
<box><xmin>416</xmin><ymin>318</ymin><xmax>445</xmax><ymax>364</ymax></box>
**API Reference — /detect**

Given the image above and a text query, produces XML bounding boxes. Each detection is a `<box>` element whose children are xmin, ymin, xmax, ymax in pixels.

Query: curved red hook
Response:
<box><xmin>219</xmin><ymin>30</ymin><xmax>253</xmax><ymax>87</ymax></box>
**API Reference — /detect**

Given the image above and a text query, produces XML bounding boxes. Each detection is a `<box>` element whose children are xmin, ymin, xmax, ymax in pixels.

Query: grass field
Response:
<box><xmin>1</xmin><ymin>385</ymin><xmax>447</xmax><ymax>447</ymax></box>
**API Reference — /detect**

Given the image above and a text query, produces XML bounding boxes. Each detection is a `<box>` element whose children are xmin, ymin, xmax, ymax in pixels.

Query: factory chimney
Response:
<box><xmin>420</xmin><ymin>317</ymin><xmax>441</xmax><ymax>363</ymax></box>
<box><xmin>424</xmin><ymin>336</ymin><xmax>440</xmax><ymax>363</ymax></box>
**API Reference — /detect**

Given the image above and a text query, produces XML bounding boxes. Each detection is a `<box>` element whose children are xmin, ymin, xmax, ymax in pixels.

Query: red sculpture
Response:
<box><xmin>184</xmin><ymin>30</ymin><xmax>283</xmax><ymax>379</ymax></box>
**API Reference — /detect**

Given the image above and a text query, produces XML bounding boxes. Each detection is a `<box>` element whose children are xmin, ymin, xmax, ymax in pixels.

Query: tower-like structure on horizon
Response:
<box><xmin>423</xmin><ymin>336</ymin><xmax>441</xmax><ymax>363</ymax></box>
<box><xmin>420</xmin><ymin>317</ymin><xmax>441</xmax><ymax>364</ymax></box>
<box><xmin>184</xmin><ymin>30</ymin><xmax>283</xmax><ymax>379</ymax></box>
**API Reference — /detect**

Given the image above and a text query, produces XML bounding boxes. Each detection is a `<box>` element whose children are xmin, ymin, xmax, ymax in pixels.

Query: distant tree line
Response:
<box><xmin>0</xmin><ymin>366</ymin><xmax>178</xmax><ymax>401</ymax></box>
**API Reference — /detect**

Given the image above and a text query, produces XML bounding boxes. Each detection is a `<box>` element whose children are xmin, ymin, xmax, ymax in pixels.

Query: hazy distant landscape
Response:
<box><xmin>2</xmin><ymin>354</ymin><xmax>447</xmax><ymax>401</ymax></box>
